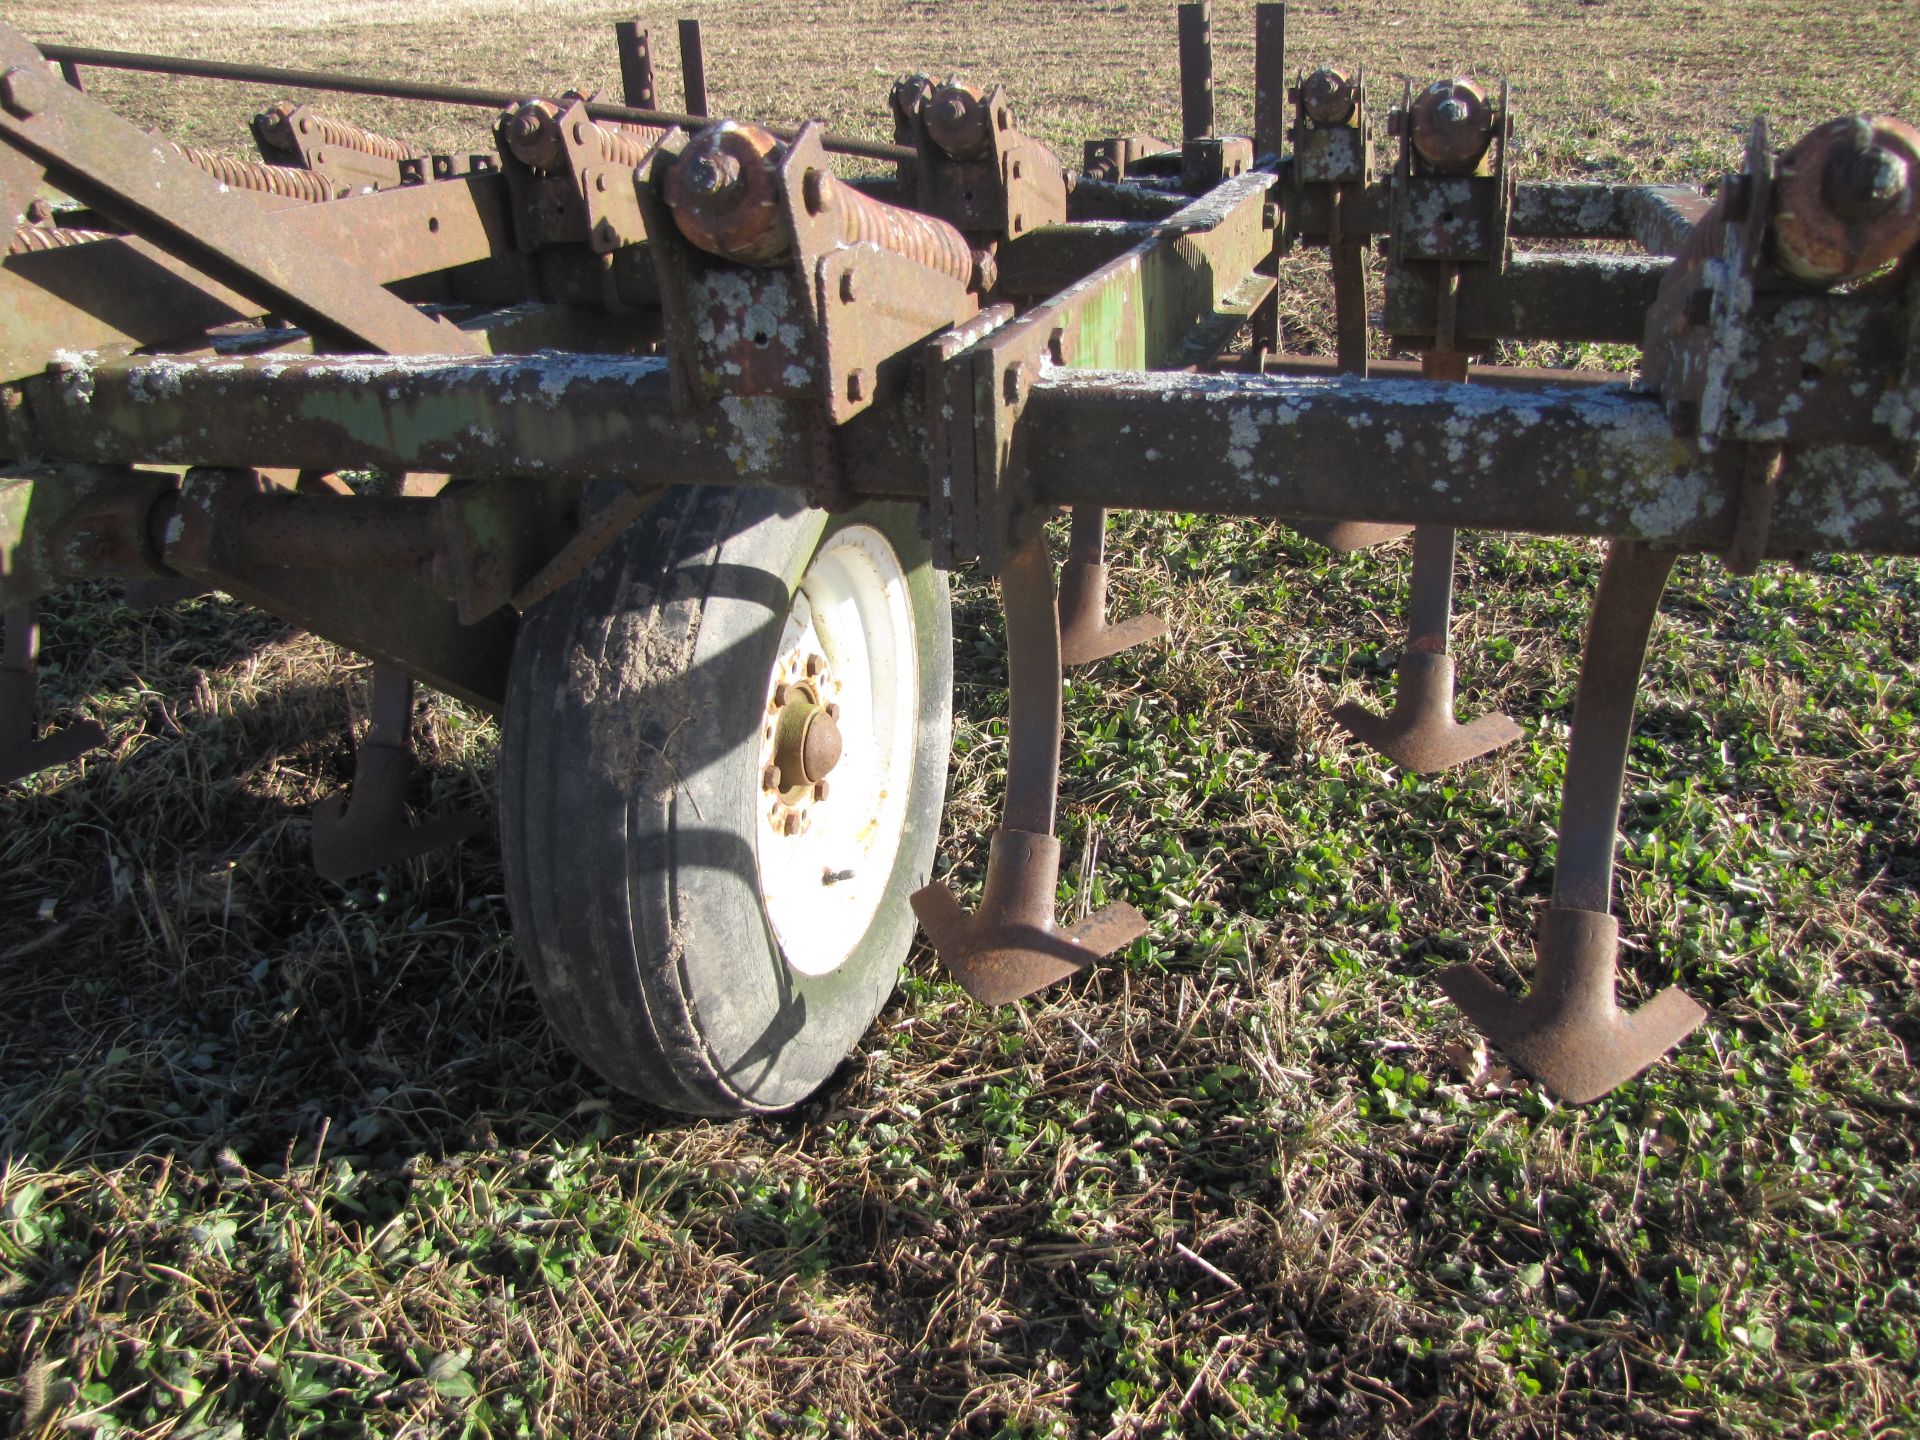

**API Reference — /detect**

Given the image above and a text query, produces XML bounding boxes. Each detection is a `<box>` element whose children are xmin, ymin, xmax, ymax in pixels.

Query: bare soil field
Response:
<box><xmin>2</xmin><ymin>3</ymin><xmax>1917</xmax><ymax>1437</ymax></box>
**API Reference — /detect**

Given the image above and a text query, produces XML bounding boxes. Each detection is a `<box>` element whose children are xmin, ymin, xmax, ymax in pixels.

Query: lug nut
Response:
<box><xmin>813</xmin><ymin>780</ymin><xmax>830</xmax><ymax>802</ymax></box>
<box><xmin>762</xmin><ymin>763</ymin><xmax>781</xmax><ymax>791</ymax></box>
<box><xmin>806</xmin><ymin>654</ymin><xmax>826</xmax><ymax>677</ymax></box>
<box><xmin>782</xmin><ymin>812</ymin><xmax>803</xmax><ymax>836</ymax></box>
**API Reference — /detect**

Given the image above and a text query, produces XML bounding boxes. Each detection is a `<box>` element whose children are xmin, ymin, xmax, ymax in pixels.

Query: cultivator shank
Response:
<box><xmin>3</xmin><ymin>3</ymin><xmax>1917</xmax><ymax>1105</ymax></box>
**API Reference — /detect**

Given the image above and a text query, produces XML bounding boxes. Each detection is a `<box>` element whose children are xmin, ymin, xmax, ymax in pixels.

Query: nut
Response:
<box><xmin>1410</xmin><ymin>77</ymin><xmax>1495</xmax><ymax>175</ymax></box>
<box><xmin>1300</xmin><ymin>68</ymin><xmax>1356</xmax><ymax>129</ymax></box>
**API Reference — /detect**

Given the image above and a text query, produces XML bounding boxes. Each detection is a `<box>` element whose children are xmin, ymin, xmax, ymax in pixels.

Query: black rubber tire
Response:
<box><xmin>499</xmin><ymin>486</ymin><xmax>952</xmax><ymax>1115</ymax></box>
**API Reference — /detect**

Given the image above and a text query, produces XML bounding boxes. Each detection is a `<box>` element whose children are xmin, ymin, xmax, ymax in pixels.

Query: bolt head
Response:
<box><xmin>762</xmin><ymin>763</ymin><xmax>781</xmax><ymax>791</ymax></box>
<box><xmin>803</xmin><ymin>168</ymin><xmax>836</xmax><ymax>216</ymax></box>
<box><xmin>772</xmin><ymin>682</ymin><xmax>791</xmax><ymax>707</ymax></box>
<box><xmin>0</xmin><ymin>68</ymin><xmax>40</xmax><ymax>119</ymax></box>
<box><xmin>680</xmin><ymin>149</ymin><xmax>741</xmax><ymax>199</ymax></box>
<box><xmin>826</xmin><ymin>702</ymin><xmax>840</xmax><ymax>722</ymax></box>
<box><xmin>782</xmin><ymin>812</ymin><xmax>803</xmax><ymax>836</ymax></box>
<box><xmin>805</xmin><ymin>654</ymin><xmax>826</xmax><ymax>677</ymax></box>
<box><xmin>813</xmin><ymin>780</ymin><xmax>830</xmax><ymax>802</ymax></box>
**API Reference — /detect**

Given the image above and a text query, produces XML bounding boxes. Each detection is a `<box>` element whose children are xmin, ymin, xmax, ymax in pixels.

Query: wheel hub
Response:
<box><xmin>761</xmin><ymin>653</ymin><xmax>846</xmax><ymax>836</ymax></box>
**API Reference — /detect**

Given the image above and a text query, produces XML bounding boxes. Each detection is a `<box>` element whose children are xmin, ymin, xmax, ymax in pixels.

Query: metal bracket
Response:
<box><xmin>642</xmin><ymin>122</ymin><xmax>977</xmax><ymax>423</ymax></box>
<box><xmin>252</xmin><ymin>102</ymin><xmax>412</xmax><ymax>191</ymax></box>
<box><xmin>910</xmin><ymin>86</ymin><xmax>1068</xmax><ymax>241</ymax></box>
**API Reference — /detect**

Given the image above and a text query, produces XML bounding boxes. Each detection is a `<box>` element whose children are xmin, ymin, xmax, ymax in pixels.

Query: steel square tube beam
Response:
<box><xmin>3</xmin><ymin>352</ymin><xmax>839</xmax><ymax>492</ymax></box>
<box><xmin>13</xmin><ymin>352</ymin><xmax>1916</xmax><ymax>560</ymax></box>
<box><xmin>1018</xmin><ymin>370</ymin><xmax>1920</xmax><ymax>558</ymax></box>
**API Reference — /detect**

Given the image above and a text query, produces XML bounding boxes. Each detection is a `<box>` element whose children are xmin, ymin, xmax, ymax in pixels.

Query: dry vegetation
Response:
<box><xmin>3</xmin><ymin>2</ymin><xmax>1919</xmax><ymax>1437</ymax></box>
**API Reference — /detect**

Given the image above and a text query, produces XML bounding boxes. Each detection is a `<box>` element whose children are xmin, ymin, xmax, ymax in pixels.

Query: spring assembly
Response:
<box><xmin>664</xmin><ymin>121</ymin><xmax>979</xmax><ymax>288</ymax></box>
<box><xmin>501</xmin><ymin>98</ymin><xmax>666</xmax><ymax>173</ymax></box>
<box><xmin>169</xmin><ymin>142</ymin><xmax>344</xmax><ymax>202</ymax></box>
<box><xmin>8</xmin><ymin>224</ymin><xmax>114</xmax><ymax>254</ymax></box>
<box><xmin>255</xmin><ymin>102</ymin><xmax>421</xmax><ymax>162</ymax></box>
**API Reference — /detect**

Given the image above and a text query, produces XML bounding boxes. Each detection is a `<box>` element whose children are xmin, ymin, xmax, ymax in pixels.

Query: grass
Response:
<box><xmin>3</xmin><ymin>1</ymin><xmax>1919</xmax><ymax>1436</ymax></box>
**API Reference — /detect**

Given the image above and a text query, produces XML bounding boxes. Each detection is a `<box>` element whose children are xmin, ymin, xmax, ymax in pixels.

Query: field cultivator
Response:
<box><xmin>2</xmin><ymin>5</ymin><xmax>1917</xmax><ymax>1114</ymax></box>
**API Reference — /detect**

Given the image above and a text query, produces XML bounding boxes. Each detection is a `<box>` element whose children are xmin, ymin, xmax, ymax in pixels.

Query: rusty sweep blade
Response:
<box><xmin>1439</xmin><ymin>909</ymin><xmax>1705</xmax><ymax>1105</ymax></box>
<box><xmin>913</xmin><ymin>831</ymin><xmax>1147</xmax><ymax>1005</ymax></box>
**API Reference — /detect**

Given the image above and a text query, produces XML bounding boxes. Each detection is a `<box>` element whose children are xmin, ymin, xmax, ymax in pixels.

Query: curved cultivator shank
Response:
<box><xmin>2</xmin><ymin>2</ymin><xmax>1917</xmax><ymax>1111</ymax></box>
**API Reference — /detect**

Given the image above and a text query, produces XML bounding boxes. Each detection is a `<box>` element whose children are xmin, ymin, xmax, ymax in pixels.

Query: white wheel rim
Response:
<box><xmin>755</xmin><ymin>525</ymin><xmax>917</xmax><ymax>978</ymax></box>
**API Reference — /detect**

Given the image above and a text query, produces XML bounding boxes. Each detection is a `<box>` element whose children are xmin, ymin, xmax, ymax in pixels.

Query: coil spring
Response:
<box><xmin>825</xmin><ymin>174</ymin><xmax>975</xmax><ymax>288</ymax></box>
<box><xmin>261</xmin><ymin>104</ymin><xmax>420</xmax><ymax>162</ymax></box>
<box><xmin>566</xmin><ymin>116</ymin><xmax>665</xmax><ymax>170</ymax></box>
<box><xmin>295</xmin><ymin>110</ymin><xmax>419</xmax><ymax>162</ymax></box>
<box><xmin>8</xmin><ymin>224</ymin><xmax>114</xmax><ymax>255</ymax></box>
<box><xmin>171</xmin><ymin>143</ymin><xmax>343</xmax><ymax>203</ymax></box>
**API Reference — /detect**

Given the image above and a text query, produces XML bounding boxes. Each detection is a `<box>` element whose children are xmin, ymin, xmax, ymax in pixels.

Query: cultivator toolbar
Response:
<box><xmin>2</xmin><ymin>5</ymin><xmax>1916</xmax><ymax>1112</ymax></box>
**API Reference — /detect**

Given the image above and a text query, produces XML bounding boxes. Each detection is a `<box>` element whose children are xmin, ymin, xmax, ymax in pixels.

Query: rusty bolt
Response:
<box><xmin>679</xmin><ymin>148</ymin><xmax>742</xmax><ymax>199</ymax></box>
<box><xmin>826</xmin><ymin>702</ymin><xmax>840</xmax><ymax>722</ymax></box>
<box><xmin>1300</xmin><ymin>68</ymin><xmax>1356</xmax><ymax>128</ymax></box>
<box><xmin>782</xmin><ymin>812</ymin><xmax>803</xmax><ymax>836</ymax></box>
<box><xmin>772</xmin><ymin>682</ymin><xmax>791</xmax><ymax>707</ymax></box>
<box><xmin>1773</xmin><ymin>114</ymin><xmax>1920</xmax><ymax>285</ymax></box>
<box><xmin>594</xmin><ymin>172</ymin><xmax>609</xmax><ymax>193</ymax></box>
<box><xmin>1410</xmin><ymin>78</ymin><xmax>1495</xmax><ymax>174</ymax></box>
<box><xmin>971</xmin><ymin>247</ymin><xmax>998</xmax><ymax>293</ymax></box>
<box><xmin>803</xmin><ymin>168</ymin><xmax>837</xmax><ymax>216</ymax></box>
<box><xmin>762</xmin><ymin>763</ymin><xmax>782</xmax><ymax>791</ymax></box>
<box><xmin>1</xmin><ymin>67</ymin><xmax>40</xmax><ymax>118</ymax></box>
<box><xmin>1824</xmin><ymin>117</ymin><xmax>1910</xmax><ymax>221</ymax></box>
<box><xmin>925</xmin><ymin>82</ymin><xmax>991</xmax><ymax>160</ymax></box>
<box><xmin>805</xmin><ymin>654</ymin><xmax>826</xmax><ymax>677</ymax></box>
<box><xmin>664</xmin><ymin>122</ymin><xmax>788</xmax><ymax>264</ymax></box>
<box><xmin>891</xmin><ymin>73</ymin><xmax>934</xmax><ymax>122</ymax></box>
<box><xmin>813</xmin><ymin>780</ymin><xmax>830</xmax><ymax>802</ymax></box>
